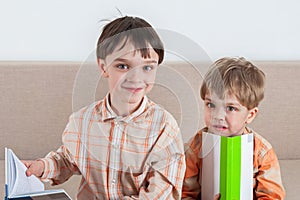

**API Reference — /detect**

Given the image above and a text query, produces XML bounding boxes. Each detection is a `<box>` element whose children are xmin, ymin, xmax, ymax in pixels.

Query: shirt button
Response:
<box><xmin>112</xmin><ymin>179</ymin><xmax>116</xmax><ymax>186</ymax></box>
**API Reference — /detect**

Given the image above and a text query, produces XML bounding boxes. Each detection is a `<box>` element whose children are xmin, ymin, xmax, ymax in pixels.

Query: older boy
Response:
<box><xmin>24</xmin><ymin>16</ymin><xmax>186</xmax><ymax>199</ymax></box>
<box><xmin>182</xmin><ymin>57</ymin><xmax>285</xmax><ymax>199</ymax></box>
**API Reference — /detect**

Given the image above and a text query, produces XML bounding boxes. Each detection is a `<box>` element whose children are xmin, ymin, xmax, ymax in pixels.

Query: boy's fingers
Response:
<box><xmin>22</xmin><ymin>160</ymin><xmax>30</xmax><ymax>167</ymax></box>
<box><xmin>21</xmin><ymin>160</ymin><xmax>36</xmax><ymax>177</ymax></box>
<box><xmin>214</xmin><ymin>193</ymin><xmax>220</xmax><ymax>200</ymax></box>
<box><xmin>21</xmin><ymin>160</ymin><xmax>27</xmax><ymax>166</ymax></box>
<box><xmin>25</xmin><ymin>169</ymin><xmax>32</xmax><ymax>177</ymax></box>
<box><xmin>21</xmin><ymin>160</ymin><xmax>44</xmax><ymax>177</ymax></box>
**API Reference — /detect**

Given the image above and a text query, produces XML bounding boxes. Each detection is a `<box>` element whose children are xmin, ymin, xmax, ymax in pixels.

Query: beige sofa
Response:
<box><xmin>0</xmin><ymin>61</ymin><xmax>299</xmax><ymax>199</ymax></box>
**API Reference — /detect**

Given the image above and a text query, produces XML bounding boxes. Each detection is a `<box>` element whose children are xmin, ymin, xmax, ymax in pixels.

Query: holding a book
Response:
<box><xmin>182</xmin><ymin>57</ymin><xmax>286</xmax><ymax>199</ymax></box>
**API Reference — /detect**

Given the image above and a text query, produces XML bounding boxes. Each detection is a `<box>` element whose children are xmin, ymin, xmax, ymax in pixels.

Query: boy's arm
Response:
<box><xmin>255</xmin><ymin>148</ymin><xmax>286</xmax><ymax>199</ymax></box>
<box><xmin>182</xmin><ymin>135</ymin><xmax>202</xmax><ymax>200</ymax></box>
<box><xmin>40</xmin><ymin>112</ymin><xmax>82</xmax><ymax>185</ymax></box>
<box><xmin>137</xmin><ymin>122</ymin><xmax>186</xmax><ymax>200</ymax></box>
<box><xmin>40</xmin><ymin>145</ymin><xmax>80</xmax><ymax>185</ymax></box>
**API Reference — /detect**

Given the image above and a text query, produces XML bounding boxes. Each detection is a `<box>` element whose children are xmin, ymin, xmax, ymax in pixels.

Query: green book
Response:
<box><xmin>201</xmin><ymin>132</ymin><xmax>253</xmax><ymax>200</ymax></box>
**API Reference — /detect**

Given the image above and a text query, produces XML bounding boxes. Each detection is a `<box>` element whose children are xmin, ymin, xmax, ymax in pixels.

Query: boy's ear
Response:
<box><xmin>246</xmin><ymin>107</ymin><xmax>258</xmax><ymax>124</ymax></box>
<box><xmin>97</xmin><ymin>58</ymin><xmax>109</xmax><ymax>78</ymax></box>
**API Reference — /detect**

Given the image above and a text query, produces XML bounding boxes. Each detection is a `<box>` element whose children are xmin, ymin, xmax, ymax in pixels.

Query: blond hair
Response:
<box><xmin>200</xmin><ymin>57</ymin><xmax>265</xmax><ymax>109</ymax></box>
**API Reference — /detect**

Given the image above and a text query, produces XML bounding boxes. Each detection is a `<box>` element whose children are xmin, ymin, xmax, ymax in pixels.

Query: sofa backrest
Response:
<box><xmin>0</xmin><ymin>61</ymin><xmax>299</xmax><ymax>160</ymax></box>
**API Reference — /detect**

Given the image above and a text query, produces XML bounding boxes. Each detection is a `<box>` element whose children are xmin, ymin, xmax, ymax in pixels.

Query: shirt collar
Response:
<box><xmin>101</xmin><ymin>93</ymin><xmax>148</xmax><ymax>123</ymax></box>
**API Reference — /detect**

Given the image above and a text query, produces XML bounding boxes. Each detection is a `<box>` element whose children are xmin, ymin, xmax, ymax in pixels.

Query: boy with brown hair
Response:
<box><xmin>182</xmin><ymin>57</ymin><xmax>285</xmax><ymax>199</ymax></box>
<box><xmin>23</xmin><ymin>16</ymin><xmax>186</xmax><ymax>199</ymax></box>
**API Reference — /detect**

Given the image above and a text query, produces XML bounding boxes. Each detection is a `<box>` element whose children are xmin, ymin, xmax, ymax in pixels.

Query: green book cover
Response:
<box><xmin>201</xmin><ymin>132</ymin><xmax>253</xmax><ymax>200</ymax></box>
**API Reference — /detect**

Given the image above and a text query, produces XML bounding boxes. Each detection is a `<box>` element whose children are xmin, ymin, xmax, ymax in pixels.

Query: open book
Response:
<box><xmin>201</xmin><ymin>132</ymin><xmax>253</xmax><ymax>200</ymax></box>
<box><xmin>5</xmin><ymin>148</ymin><xmax>72</xmax><ymax>200</ymax></box>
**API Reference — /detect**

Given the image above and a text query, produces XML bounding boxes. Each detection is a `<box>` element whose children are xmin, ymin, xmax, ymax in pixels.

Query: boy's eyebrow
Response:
<box><xmin>204</xmin><ymin>97</ymin><xmax>211</xmax><ymax>101</ymax></box>
<box><xmin>226</xmin><ymin>101</ymin><xmax>242</xmax><ymax>107</ymax></box>
<box><xmin>144</xmin><ymin>60</ymin><xmax>158</xmax><ymax>64</ymax></box>
<box><xmin>112</xmin><ymin>57</ymin><xmax>158</xmax><ymax>64</ymax></box>
<box><xmin>112</xmin><ymin>58</ymin><xmax>129</xmax><ymax>63</ymax></box>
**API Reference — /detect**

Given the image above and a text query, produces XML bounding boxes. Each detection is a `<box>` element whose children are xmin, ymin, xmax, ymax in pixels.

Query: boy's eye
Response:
<box><xmin>206</xmin><ymin>102</ymin><xmax>215</xmax><ymax>108</ymax></box>
<box><xmin>143</xmin><ymin>65</ymin><xmax>153</xmax><ymax>71</ymax></box>
<box><xmin>117</xmin><ymin>64</ymin><xmax>129</xmax><ymax>70</ymax></box>
<box><xmin>227</xmin><ymin>106</ymin><xmax>237</xmax><ymax>112</ymax></box>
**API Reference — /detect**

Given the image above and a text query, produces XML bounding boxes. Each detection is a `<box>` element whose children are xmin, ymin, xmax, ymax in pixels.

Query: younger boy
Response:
<box><xmin>24</xmin><ymin>16</ymin><xmax>186</xmax><ymax>199</ymax></box>
<box><xmin>182</xmin><ymin>57</ymin><xmax>285</xmax><ymax>199</ymax></box>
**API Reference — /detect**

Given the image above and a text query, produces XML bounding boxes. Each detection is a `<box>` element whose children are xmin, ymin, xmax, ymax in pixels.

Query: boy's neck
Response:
<box><xmin>109</xmin><ymin>94</ymin><xmax>143</xmax><ymax>117</ymax></box>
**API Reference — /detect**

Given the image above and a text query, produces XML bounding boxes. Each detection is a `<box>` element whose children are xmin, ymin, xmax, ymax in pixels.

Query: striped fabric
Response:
<box><xmin>41</xmin><ymin>94</ymin><xmax>186</xmax><ymax>200</ymax></box>
<box><xmin>182</xmin><ymin>127</ymin><xmax>286</xmax><ymax>200</ymax></box>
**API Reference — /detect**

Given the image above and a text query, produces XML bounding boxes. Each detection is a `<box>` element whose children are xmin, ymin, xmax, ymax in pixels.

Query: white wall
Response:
<box><xmin>0</xmin><ymin>0</ymin><xmax>299</xmax><ymax>61</ymax></box>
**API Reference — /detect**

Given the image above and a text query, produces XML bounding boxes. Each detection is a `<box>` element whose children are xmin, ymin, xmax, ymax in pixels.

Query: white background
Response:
<box><xmin>0</xmin><ymin>0</ymin><xmax>299</xmax><ymax>61</ymax></box>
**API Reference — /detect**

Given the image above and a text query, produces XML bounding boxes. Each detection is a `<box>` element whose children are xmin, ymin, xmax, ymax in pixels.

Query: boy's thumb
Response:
<box><xmin>25</xmin><ymin>168</ymin><xmax>32</xmax><ymax>177</ymax></box>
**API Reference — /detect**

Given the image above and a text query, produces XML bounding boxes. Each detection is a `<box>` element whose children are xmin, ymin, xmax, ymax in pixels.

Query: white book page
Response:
<box><xmin>12</xmin><ymin>189</ymin><xmax>72</xmax><ymax>200</ymax></box>
<box><xmin>240</xmin><ymin>133</ymin><xmax>253</xmax><ymax>200</ymax></box>
<box><xmin>6</xmin><ymin>148</ymin><xmax>44</xmax><ymax>197</ymax></box>
<box><xmin>201</xmin><ymin>132</ymin><xmax>220</xmax><ymax>200</ymax></box>
<box><xmin>6</xmin><ymin>148</ymin><xmax>17</xmax><ymax>195</ymax></box>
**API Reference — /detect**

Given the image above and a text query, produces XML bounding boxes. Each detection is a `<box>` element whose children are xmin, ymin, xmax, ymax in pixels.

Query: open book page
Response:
<box><xmin>5</xmin><ymin>148</ymin><xmax>44</xmax><ymax>197</ymax></box>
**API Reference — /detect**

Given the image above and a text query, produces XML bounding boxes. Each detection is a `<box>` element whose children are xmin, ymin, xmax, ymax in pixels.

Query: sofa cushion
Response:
<box><xmin>0</xmin><ymin>61</ymin><xmax>299</xmax><ymax>199</ymax></box>
<box><xmin>279</xmin><ymin>159</ymin><xmax>300</xmax><ymax>200</ymax></box>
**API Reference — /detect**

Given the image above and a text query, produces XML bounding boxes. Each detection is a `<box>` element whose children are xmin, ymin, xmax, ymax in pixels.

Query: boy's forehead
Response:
<box><xmin>206</xmin><ymin>91</ymin><xmax>240</xmax><ymax>103</ymax></box>
<box><xmin>105</xmin><ymin>41</ymin><xmax>158</xmax><ymax>65</ymax></box>
<box><xmin>106</xmin><ymin>42</ymin><xmax>135</xmax><ymax>61</ymax></box>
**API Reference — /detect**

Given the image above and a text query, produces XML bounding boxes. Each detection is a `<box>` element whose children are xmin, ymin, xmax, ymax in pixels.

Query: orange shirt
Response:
<box><xmin>182</xmin><ymin>127</ymin><xmax>285</xmax><ymax>200</ymax></box>
<box><xmin>41</xmin><ymin>95</ymin><xmax>186</xmax><ymax>199</ymax></box>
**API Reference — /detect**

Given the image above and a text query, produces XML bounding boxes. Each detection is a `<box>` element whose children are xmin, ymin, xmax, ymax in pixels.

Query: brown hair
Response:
<box><xmin>200</xmin><ymin>57</ymin><xmax>265</xmax><ymax>109</ymax></box>
<box><xmin>96</xmin><ymin>16</ymin><xmax>164</xmax><ymax>64</ymax></box>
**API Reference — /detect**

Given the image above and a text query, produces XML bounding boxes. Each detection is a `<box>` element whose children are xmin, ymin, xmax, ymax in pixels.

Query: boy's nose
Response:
<box><xmin>126</xmin><ymin>68</ymin><xmax>142</xmax><ymax>82</ymax></box>
<box><xmin>213</xmin><ymin>107</ymin><xmax>225</xmax><ymax>120</ymax></box>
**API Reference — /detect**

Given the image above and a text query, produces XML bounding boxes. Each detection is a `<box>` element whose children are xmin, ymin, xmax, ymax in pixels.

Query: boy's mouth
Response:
<box><xmin>212</xmin><ymin>124</ymin><xmax>228</xmax><ymax>131</ymax></box>
<box><xmin>123</xmin><ymin>87</ymin><xmax>144</xmax><ymax>93</ymax></box>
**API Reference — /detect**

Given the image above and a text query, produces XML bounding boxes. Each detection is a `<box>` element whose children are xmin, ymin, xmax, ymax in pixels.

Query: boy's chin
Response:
<box><xmin>127</xmin><ymin>95</ymin><xmax>144</xmax><ymax>104</ymax></box>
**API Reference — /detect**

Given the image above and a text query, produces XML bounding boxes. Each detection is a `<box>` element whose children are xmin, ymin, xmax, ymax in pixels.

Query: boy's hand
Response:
<box><xmin>22</xmin><ymin>160</ymin><xmax>45</xmax><ymax>177</ymax></box>
<box><xmin>214</xmin><ymin>193</ymin><xmax>220</xmax><ymax>200</ymax></box>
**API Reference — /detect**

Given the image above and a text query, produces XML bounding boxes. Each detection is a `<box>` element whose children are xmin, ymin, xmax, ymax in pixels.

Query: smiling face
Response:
<box><xmin>204</xmin><ymin>92</ymin><xmax>258</xmax><ymax>137</ymax></box>
<box><xmin>97</xmin><ymin>41</ymin><xmax>159</xmax><ymax>116</ymax></box>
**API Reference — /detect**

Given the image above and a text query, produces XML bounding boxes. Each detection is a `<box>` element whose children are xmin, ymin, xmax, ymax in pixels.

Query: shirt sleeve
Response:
<box><xmin>40</xmin><ymin>113</ymin><xmax>81</xmax><ymax>185</ymax></box>
<box><xmin>254</xmin><ymin>147</ymin><xmax>286</xmax><ymax>199</ymax></box>
<box><xmin>137</xmin><ymin>120</ymin><xmax>186</xmax><ymax>200</ymax></box>
<box><xmin>40</xmin><ymin>145</ymin><xmax>80</xmax><ymax>185</ymax></box>
<box><xmin>182</xmin><ymin>133</ymin><xmax>202</xmax><ymax>200</ymax></box>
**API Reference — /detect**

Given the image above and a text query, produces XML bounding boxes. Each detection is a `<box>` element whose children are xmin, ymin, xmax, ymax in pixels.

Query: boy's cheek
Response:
<box><xmin>145</xmin><ymin>84</ymin><xmax>154</xmax><ymax>93</ymax></box>
<box><xmin>203</xmin><ymin>111</ymin><xmax>212</xmax><ymax>121</ymax></box>
<box><xmin>204</xmin><ymin>116</ymin><xmax>211</xmax><ymax>127</ymax></box>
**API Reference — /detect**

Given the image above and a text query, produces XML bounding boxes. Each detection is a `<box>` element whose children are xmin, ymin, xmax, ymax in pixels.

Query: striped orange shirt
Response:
<box><xmin>41</xmin><ymin>95</ymin><xmax>186</xmax><ymax>199</ymax></box>
<box><xmin>182</xmin><ymin>127</ymin><xmax>286</xmax><ymax>199</ymax></box>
